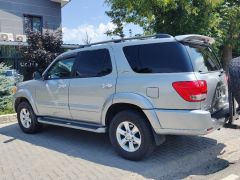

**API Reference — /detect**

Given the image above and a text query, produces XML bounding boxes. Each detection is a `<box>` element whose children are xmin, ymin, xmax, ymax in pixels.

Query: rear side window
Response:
<box><xmin>185</xmin><ymin>45</ymin><xmax>222</xmax><ymax>73</ymax></box>
<box><xmin>123</xmin><ymin>42</ymin><xmax>192</xmax><ymax>73</ymax></box>
<box><xmin>74</xmin><ymin>49</ymin><xmax>112</xmax><ymax>78</ymax></box>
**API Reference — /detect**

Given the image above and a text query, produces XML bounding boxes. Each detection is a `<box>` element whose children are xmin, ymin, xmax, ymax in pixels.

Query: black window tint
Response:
<box><xmin>48</xmin><ymin>57</ymin><xmax>75</xmax><ymax>79</ymax></box>
<box><xmin>186</xmin><ymin>45</ymin><xmax>221</xmax><ymax>72</ymax></box>
<box><xmin>74</xmin><ymin>49</ymin><xmax>112</xmax><ymax>78</ymax></box>
<box><xmin>123</xmin><ymin>42</ymin><xmax>192</xmax><ymax>73</ymax></box>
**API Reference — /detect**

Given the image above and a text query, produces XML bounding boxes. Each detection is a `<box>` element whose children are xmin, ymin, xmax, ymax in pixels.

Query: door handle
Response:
<box><xmin>102</xmin><ymin>83</ymin><xmax>113</xmax><ymax>89</ymax></box>
<box><xmin>58</xmin><ymin>84</ymin><xmax>67</xmax><ymax>89</ymax></box>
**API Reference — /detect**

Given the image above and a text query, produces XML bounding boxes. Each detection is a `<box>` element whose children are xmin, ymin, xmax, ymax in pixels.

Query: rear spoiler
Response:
<box><xmin>175</xmin><ymin>34</ymin><xmax>215</xmax><ymax>45</ymax></box>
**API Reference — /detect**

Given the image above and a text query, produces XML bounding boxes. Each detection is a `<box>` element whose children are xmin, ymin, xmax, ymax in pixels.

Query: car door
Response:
<box><xmin>69</xmin><ymin>48</ymin><xmax>117</xmax><ymax>123</ymax></box>
<box><xmin>35</xmin><ymin>55</ymin><xmax>76</xmax><ymax>119</ymax></box>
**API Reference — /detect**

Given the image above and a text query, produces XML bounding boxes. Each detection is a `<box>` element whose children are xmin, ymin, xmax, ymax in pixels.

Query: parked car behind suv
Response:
<box><xmin>13</xmin><ymin>34</ymin><xmax>229</xmax><ymax>160</ymax></box>
<box><xmin>5</xmin><ymin>69</ymin><xmax>24</xmax><ymax>84</ymax></box>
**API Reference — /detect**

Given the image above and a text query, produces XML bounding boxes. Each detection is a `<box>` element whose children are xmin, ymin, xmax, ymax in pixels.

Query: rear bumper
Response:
<box><xmin>151</xmin><ymin>106</ymin><xmax>229</xmax><ymax>135</ymax></box>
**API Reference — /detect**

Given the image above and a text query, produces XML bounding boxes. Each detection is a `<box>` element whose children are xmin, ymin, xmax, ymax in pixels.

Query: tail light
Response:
<box><xmin>172</xmin><ymin>80</ymin><xmax>207</xmax><ymax>102</ymax></box>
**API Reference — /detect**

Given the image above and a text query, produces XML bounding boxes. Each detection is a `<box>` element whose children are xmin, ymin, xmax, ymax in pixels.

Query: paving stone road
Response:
<box><xmin>0</xmin><ymin>120</ymin><xmax>240</xmax><ymax>180</ymax></box>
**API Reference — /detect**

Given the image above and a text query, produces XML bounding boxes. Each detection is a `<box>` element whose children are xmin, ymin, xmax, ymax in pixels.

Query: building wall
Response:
<box><xmin>0</xmin><ymin>0</ymin><xmax>62</xmax><ymax>35</ymax></box>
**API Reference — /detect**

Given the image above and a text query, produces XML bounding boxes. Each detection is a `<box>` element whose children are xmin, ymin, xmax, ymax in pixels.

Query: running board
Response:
<box><xmin>37</xmin><ymin>117</ymin><xmax>106</xmax><ymax>133</ymax></box>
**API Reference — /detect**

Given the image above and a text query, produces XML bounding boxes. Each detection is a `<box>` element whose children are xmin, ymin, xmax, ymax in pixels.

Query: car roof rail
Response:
<box><xmin>78</xmin><ymin>33</ymin><xmax>172</xmax><ymax>48</ymax></box>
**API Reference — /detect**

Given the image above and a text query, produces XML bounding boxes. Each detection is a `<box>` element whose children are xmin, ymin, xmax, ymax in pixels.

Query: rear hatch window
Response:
<box><xmin>185</xmin><ymin>44</ymin><xmax>222</xmax><ymax>73</ymax></box>
<box><xmin>123</xmin><ymin>42</ymin><xmax>193</xmax><ymax>73</ymax></box>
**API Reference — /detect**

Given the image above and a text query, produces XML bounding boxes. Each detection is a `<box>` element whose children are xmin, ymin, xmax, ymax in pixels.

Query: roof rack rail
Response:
<box><xmin>78</xmin><ymin>33</ymin><xmax>172</xmax><ymax>48</ymax></box>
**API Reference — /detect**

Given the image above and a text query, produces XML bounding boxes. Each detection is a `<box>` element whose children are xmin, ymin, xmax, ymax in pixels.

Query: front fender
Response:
<box><xmin>101</xmin><ymin>93</ymin><xmax>162</xmax><ymax>133</ymax></box>
<box><xmin>14</xmin><ymin>88</ymin><xmax>39</xmax><ymax>114</ymax></box>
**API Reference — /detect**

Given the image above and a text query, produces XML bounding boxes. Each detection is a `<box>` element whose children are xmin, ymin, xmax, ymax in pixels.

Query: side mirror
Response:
<box><xmin>33</xmin><ymin>71</ymin><xmax>42</xmax><ymax>80</ymax></box>
<box><xmin>42</xmin><ymin>73</ymin><xmax>48</xmax><ymax>80</ymax></box>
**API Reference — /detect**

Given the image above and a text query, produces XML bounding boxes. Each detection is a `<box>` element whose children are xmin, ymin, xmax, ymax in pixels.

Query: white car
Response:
<box><xmin>5</xmin><ymin>69</ymin><xmax>23</xmax><ymax>84</ymax></box>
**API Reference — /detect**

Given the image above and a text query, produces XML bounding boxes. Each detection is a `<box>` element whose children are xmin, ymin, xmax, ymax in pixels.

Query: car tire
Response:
<box><xmin>17</xmin><ymin>101</ymin><xmax>42</xmax><ymax>134</ymax></box>
<box><xmin>229</xmin><ymin>57</ymin><xmax>240</xmax><ymax>105</ymax></box>
<box><xmin>109</xmin><ymin>110</ymin><xmax>155</xmax><ymax>161</ymax></box>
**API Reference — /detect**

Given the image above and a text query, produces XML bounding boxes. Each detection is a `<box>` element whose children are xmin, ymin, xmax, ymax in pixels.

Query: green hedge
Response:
<box><xmin>0</xmin><ymin>63</ymin><xmax>15</xmax><ymax>114</ymax></box>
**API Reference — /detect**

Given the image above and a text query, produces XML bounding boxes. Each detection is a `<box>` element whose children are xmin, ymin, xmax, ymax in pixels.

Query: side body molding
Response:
<box><xmin>101</xmin><ymin>93</ymin><xmax>162</xmax><ymax>133</ymax></box>
<box><xmin>14</xmin><ymin>88</ymin><xmax>39</xmax><ymax>115</ymax></box>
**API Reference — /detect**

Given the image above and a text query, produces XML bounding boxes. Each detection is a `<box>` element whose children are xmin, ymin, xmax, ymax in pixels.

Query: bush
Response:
<box><xmin>20</xmin><ymin>29</ymin><xmax>63</xmax><ymax>80</ymax></box>
<box><xmin>0</xmin><ymin>63</ymin><xmax>14</xmax><ymax>113</ymax></box>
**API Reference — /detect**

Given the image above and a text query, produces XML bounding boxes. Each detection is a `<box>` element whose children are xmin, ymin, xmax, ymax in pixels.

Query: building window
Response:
<box><xmin>24</xmin><ymin>15</ymin><xmax>42</xmax><ymax>33</ymax></box>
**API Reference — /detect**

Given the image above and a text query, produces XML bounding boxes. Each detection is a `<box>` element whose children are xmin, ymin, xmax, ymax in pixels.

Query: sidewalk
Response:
<box><xmin>0</xmin><ymin>114</ymin><xmax>17</xmax><ymax>125</ymax></box>
<box><xmin>185</xmin><ymin>160</ymin><xmax>240</xmax><ymax>180</ymax></box>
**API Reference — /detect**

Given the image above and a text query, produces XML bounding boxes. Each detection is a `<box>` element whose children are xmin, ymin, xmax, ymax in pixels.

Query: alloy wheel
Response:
<box><xmin>20</xmin><ymin>108</ymin><xmax>32</xmax><ymax>128</ymax></box>
<box><xmin>116</xmin><ymin>121</ymin><xmax>141</xmax><ymax>152</ymax></box>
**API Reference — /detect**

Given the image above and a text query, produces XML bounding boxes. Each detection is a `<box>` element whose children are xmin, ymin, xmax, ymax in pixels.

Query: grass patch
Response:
<box><xmin>0</xmin><ymin>104</ymin><xmax>15</xmax><ymax>115</ymax></box>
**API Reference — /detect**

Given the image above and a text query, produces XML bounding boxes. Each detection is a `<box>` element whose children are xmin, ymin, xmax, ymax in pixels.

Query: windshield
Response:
<box><xmin>185</xmin><ymin>44</ymin><xmax>222</xmax><ymax>73</ymax></box>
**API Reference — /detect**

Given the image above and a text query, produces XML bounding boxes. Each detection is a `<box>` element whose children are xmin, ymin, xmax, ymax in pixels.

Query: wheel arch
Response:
<box><xmin>105</xmin><ymin>103</ymin><xmax>146</xmax><ymax>127</ymax></box>
<box><xmin>14</xmin><ymin>89</ymin><xmax>38</xmax><ymax>114</ymax></box>
<box><xmin>101</xmin><ymin>93</ymin><xmax>162</xmax><ymax>133</ymax></box>
<box><xmin>104</xmin><ymin>102</ymin><xmax>165</xmax><ymax>146</ymax></box>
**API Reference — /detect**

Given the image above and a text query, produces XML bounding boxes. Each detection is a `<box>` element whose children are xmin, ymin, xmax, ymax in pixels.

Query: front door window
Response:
<box><xmin>48</xmin><ymin>57</ymin><xmax>75</xmax><ymax>79</ymax></box>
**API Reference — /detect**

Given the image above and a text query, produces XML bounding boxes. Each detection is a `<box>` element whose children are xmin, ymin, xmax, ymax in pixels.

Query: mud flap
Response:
<box><xmin>226</xmin><ymin>82</ymin><xmax>239</xmax><ymax>125</ymax></box>
<box><xmin>152</xmin><ymin>128</ymin><xmax>166</xmax><ymax>146</ymax></box>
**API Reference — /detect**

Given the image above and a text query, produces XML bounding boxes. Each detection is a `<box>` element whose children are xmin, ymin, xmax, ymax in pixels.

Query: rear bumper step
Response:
<box><xmin>37</xmin><ymin>117</ymin><xmax>106</xmax><ymax>133</ymax></box>
<box><xmin>211</xmin><ymin>106</ymin><xmax>230</xmax><ymax>120</ymax></box>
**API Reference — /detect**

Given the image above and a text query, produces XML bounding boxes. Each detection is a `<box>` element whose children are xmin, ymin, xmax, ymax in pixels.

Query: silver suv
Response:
<box><xmin>14</xmin><ymin>34</ymin><xmax>229</xmax><ymax>160</ymax></box>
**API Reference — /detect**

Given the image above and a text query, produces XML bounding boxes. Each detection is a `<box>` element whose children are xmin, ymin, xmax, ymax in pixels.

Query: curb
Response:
<box><xmin>0</xmin><ymin>113</ymin><xmax>17</xmax><ymax>124</ymax></box>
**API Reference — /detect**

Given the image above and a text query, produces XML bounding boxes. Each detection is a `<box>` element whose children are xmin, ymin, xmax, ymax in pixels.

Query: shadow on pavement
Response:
<box><xmin>0</xmin><ymin>123</ymin><xmax>228</xmax><ymax>179</ymax></box>
<box><xmin>224</xmin><ymin>123</ymin><xmax>240</xmax><ymax>129</ymax></box>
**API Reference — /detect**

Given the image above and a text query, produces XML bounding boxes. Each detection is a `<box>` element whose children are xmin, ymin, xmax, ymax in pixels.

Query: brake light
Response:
<box><xmin>172</xmin><ymin>80</ymin><xmax>207</xmax><ymax>102</ymax></box>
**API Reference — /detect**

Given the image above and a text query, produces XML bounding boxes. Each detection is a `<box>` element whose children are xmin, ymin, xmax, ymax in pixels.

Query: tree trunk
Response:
<box><xmin>222</xmin><ymin>45</ymin><xmax>233</xmax><ymax>71</ymax></box>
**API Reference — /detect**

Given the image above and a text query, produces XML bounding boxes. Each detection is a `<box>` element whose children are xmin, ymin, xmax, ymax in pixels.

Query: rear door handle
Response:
<box><xmin>102</xmin><ymin>83</ymin><xmax>113</xmax><ymax>89</ymax></box>
<box><xmin>58</xmin><ymin>84</ymin><xmax>67</xmax><ymax>89</ymax></box>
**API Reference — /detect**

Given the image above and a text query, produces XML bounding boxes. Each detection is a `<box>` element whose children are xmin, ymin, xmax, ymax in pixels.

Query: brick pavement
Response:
<box><xmin>0</xmin><ymin>121</ymin><xmax>240</xmax><ymax>180</ymax></box>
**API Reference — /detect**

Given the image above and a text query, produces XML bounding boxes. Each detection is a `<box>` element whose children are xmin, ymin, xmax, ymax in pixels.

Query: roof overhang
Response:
<box><xmin>50</xmin><ymin>0</ymin><xmax>71</xmax><ymax>7</ymax></box>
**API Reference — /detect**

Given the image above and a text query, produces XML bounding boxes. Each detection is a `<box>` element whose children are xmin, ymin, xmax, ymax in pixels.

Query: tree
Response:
<box><xmin>106</xmin><ymin>0</ymin><xmax>222</xmax><ymax>35</ymax></box>
<box><xmin>21</xmin><ymin>29</ymin><xmax>63</xmax><ymax>80</ymax></box>
<box><xmin>219</xmin><ymin>1</ymin><xmax>240</xmax><ymax>68</ymax></box>
<box><xmin>82</xmin><ymin>32</ymin><xmax>92</xmax><ymax>45</ymax></box>
<box><xmin>0</xmin><ymin>63</ymin><xmax>14</xmax><ymax>111</ymax></box>
<box><xmin>105</xmin><ymin>3</ymin><xmax>126</xmax><ymax>38</ymax></box>
<box><xmin>105</xmin><ymin>0</ymin><xmax>240</xmax><ymax>69</ymax></box>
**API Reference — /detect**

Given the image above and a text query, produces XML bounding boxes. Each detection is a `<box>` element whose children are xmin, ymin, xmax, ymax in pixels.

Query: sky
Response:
<box><xmin>62</xmin><ymin>0</ymin><xmax>143</xmax><ymax>44</ymax></box>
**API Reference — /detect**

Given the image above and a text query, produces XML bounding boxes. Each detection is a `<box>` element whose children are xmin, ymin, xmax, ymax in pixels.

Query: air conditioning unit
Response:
<box><xmin>16</xmin><ymin>35</ymin><xmax>27</xmax><ymax>42</ymax></box>
<box><xmin>0</xmin><ymin>33</ymin><xmax>14</xmax><ymax>41</ymax></box>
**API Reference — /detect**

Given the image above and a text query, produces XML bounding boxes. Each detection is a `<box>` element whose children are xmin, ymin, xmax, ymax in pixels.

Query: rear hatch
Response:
<box><xmin>183</xmin><ymin>42</ymin><xmax>228</xmax><ymax>114</ymax></box>
<box><xmin>122</xmin><ymin>35</ymin><xmax>228</xmax><ymax>113</ymax></box>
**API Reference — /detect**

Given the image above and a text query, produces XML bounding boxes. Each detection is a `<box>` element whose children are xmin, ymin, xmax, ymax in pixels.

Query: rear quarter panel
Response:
<box><xmin>112</xmin><ymin>43</ymin><xmax>201</xmax><ymax>110</ymax></box>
